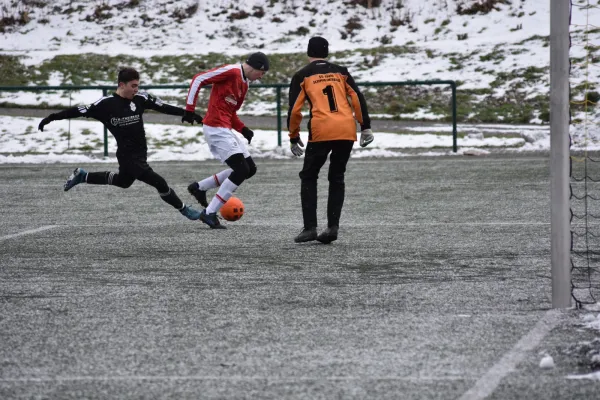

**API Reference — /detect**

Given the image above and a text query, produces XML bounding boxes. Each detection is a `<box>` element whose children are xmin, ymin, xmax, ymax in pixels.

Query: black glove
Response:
<box><xmin>38</xmin><ymin>114</ymin><xmax>55</xmax><ymax>132</ymax></box>
<box><xmin>193</xmin><ymin>113</ymin><xmax>203</xmax><ymax>124</ymax></box>
<box><xmin>182</xmin><ymin>110</ymin><xmax>196</xmax><ymax>124</ymax></box>
<box><xmin>241</xmin><ymin>126</ymin><xmax>254</xmax><ymax>144</ymax></box>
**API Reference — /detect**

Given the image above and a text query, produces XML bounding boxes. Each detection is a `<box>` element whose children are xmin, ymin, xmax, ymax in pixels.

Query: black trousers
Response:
<box><xmin>86</xmin><ymin>152</ymin><xmax>183</xmax><ymax>210</ymax></box>
<box><xmin>299</xmin><ymin>140</ymin><xmax>354</xmax><ymax>229</ymax></box>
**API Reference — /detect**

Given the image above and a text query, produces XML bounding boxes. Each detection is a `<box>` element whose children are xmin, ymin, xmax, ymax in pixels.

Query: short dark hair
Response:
<box><xmin>117</xmin><ymin>67</ymin><xmax>140</xmax><ymax>84</ymax></box>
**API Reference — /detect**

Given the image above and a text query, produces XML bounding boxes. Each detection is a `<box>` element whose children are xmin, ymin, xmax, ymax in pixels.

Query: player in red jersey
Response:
<box><xmin>182</xmin><ymin>52</ymin><xmax>269</xmax><ymax>229</ymax></box>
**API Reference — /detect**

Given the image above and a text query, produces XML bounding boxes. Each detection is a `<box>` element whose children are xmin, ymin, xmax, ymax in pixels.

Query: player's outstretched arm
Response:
<box><xmin>37</xmin><ymin>107</ymin><xmax>85</xmax><ymax>131</ymax></box>
<box><xmin>38</xmin><ymin>115</ymin><xmax>54</xmax><ymax>132</ymax></box>
<box><xmin>141</xmin><ymin>92</ymin><xmax>203</xmax><ymax>124</ymax></box>
<box><xmin>182</xmin><ymin>109</ymin><xmax>203</xmax><ymax>125</ymax></box>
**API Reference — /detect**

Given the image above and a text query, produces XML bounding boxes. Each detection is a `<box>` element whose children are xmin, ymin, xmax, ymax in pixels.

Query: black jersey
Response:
<box><xmin>51</xmin><ymin>92</ymin><xmax>185</xmax><ymax>155</ymax></box>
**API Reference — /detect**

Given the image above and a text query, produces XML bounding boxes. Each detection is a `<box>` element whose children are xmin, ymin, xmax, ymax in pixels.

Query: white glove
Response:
<box><xmin>360</xmin><ymin>129</ymin><xmax>374</xmax><ymax>147</ymax></box>
<box><xmin>290</xmin><ymin>137</ymin><xmax>304</xmax><ymax>156</ymax></box>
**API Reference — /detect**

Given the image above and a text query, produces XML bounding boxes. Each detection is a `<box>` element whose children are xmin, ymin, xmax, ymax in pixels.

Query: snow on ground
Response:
<box><xmin>0</xmin><ymin>115</ymin><xmax>553</xmax><ymax>164</ymax></box>
<box><xmin>1</xmin><ymin>0</ymin><xmax>598</xmax><ymax>155</ymax></box>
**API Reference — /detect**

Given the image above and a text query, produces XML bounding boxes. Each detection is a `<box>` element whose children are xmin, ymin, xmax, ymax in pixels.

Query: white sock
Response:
<box><xmin>206</xmin><ymin>178</ymin><xmax>239</xmax><ymax>214</ymax></box>
<box><xmin>198</xmin><ymin>169</ymin><xmax>233</xmax><ymax>191</ymax></box>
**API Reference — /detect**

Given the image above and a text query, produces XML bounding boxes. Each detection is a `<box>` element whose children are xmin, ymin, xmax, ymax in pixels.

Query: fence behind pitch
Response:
<box><xmin>0</xmin><ymin>80</ymin><xmax>458</xmax><ymax>154</ymax></box>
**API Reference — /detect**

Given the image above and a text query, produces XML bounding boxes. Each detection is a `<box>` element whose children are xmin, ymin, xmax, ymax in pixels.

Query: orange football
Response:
<box><xmin>220</xmin><ymin>197</ymin><xmax>245</xmax><ymax>221</ymax></box>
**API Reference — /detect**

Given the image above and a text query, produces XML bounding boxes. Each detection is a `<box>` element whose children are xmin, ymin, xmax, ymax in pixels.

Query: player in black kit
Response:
<box><xmin>37</xmin><ymin>67</ymin><xmax>204</xmax><ymax>220</ymax></box>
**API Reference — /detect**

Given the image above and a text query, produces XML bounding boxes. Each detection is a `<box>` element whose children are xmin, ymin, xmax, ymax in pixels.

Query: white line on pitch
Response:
<box><xmin>0</xmin><ymin>225</ymin><xmax>58</xmax><ymax>242</ymax></box>
<box><xmin>458</xmin><ymin>309</ymin><xmax>562</xmax><ymax>400</ymax></box>
<box><xmin>382</xmin><ymin>222</ymin><xmax>550</xmax><ymax>226</ymax></box>
<box><xmin>67</xmin><ymin>222</ymin><xmax>551</xmax><ymax>228</ymax></box>
<box><xmin>0</xmin><ymin>375</ymin><xmax>466</xmax><ymax>383</ymax></box>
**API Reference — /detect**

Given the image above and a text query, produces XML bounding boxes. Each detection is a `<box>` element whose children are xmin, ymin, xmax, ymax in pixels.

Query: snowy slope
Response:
<box><xmin>0</xmin><ymin>0</ymin><xmax>598</xmax><ymax>152</ymax></box>
<box><xmin>0</xmin><ymin>1</ymin><xmax>555</xmax><ymax>55</ymax></box>
<box><xmin>1</xmin><ymin>1</ymin><xmax>597</xmax><ymax>95</ymax></box>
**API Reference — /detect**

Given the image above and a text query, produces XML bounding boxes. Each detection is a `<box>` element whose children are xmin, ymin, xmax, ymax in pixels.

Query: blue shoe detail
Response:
<box><xmin>64</xmin><ymin>168</ymin><xmax>87</xmax><ymax>191</ymax></box>
<box><xmin>180</xmin><ymin>205</ymin><xmax>201</xmax><ymax>220</ymax></box>
<box><xmin>199</xmin><ymin>209</ymin><xmax>226</xmax><ymax>229</ymax></box>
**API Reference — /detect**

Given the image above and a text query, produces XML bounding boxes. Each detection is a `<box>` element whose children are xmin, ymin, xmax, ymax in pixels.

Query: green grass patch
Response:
<box><xmin>74</xmin><ymin>144</ymin><xmax>96</xmax><ymax>152</ymax></box>
<box><xmin>0</xmin><ymin>41</ymin><xmax>560</xmax><ymax>125</ymax></box>
<box><xmin>516</xmin><ymin>35</ymin><xmax>549</xmax><ymax>45</ymax></box>
<box><xmin>180</xmin><ymin>137</ymin><xmax>201</xmax><ymax>145</ymax></box>
<box><xmin>479</xmin><ymin>48</ymin><xmax>505</xmax><ymax>63</ymax></box>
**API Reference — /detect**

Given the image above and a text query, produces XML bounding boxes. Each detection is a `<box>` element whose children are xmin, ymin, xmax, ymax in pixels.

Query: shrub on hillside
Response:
<box><xmin>456</xmin><ymin>0</ymin><xmax>510</xmax><ymax>16</ymax></box>
<box><xmin>346</xmin><ymin>0</ymin><xmax>383</xmax><ymax>7</ymax></box>
<box><xmin>252</xmin><ymin>6</ymin><xmax>265</xmax><ymax>18</ymax></box>
<box><xmin>171</xmin><ymin>3</ymin><xmax>198</xmax><ymax>23</ymax></box>
<box><xmin>0</xmin><ymin>0</ymin><xmax>33</xmax><ymax>33</ymax></box>
<box><xmin>345</xmin><ymin>16</ymin><xmax>363</xmax><ymax>36</ymax></box>
<box><xmin>0</xmin><ymin>12</ymin><xmax>30</xmax><ymax>32</ymax></box>
<box><xmin>22</xmin><ymin>0</ymin><xmax>47</xmax><ymax>6</ymax></box>
<box><xmin>84</xmin><ymin>4</ymin><xmax>112</xmax><ymax>22</ymax></box>
<box><xmin>587</xmin><ymin>91</ymin><xmax>600</xmax><ymax>106</ymax></box>
<box><xmin>229</xmin><ymin>10</ymin><xmax>250</xmax><ymax>21</ymax></box>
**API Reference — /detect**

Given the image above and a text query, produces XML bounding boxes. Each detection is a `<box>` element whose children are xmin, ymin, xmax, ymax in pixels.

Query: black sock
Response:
<box><xmin>86</xmin><ymin>171</ymin><xmax>111</xmax><ymax>185</ymax></box>
<box><xmin>160</xmin><ymin>188</ymin><xmax>184</xmax><ymax>210</ymax></box>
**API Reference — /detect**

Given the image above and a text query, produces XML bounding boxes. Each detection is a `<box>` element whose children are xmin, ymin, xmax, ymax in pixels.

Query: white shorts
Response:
<box><xmin>203</xmin><ymin>125</ymin><xmax>250</xmax><ymax>163</ymax></box>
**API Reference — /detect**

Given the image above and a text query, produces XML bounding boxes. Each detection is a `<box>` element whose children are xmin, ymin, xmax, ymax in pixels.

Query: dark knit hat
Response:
<box><xmin>307</xmin><ymin>36</ymin><xmax>329</xmax><ymax>58</ymax></box>
<box><xmin>246</xmin><ymin>52</ymin><xmax>269</xmax><ymax>71</ymax></box>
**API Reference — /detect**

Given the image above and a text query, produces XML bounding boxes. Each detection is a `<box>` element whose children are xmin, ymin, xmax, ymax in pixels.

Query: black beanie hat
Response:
<box><xmin>307</xmin><ymin>36</ymin><xmax>329</xmax><ymax>58</ymax></box>
<box><xmin>246</xmin><ymin>52</ymin><xmax>269</xmax><ymax>71</ymax></box>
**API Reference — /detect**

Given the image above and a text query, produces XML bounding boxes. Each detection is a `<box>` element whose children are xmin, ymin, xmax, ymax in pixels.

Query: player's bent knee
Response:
<box><xmin>226</xmin><ymin>153</ymin><xmax>250</xmax><ymax>185</ymax></box>
<box><xmin>247</xmin><ymin>163</ymin><xmax>257</xmax><ymax>179</ymax></box>
<box><xmin>228</xmin><ymin>167</ymin><xmax>248</xmax><ymax>186</ymax></box>
<box><xmin>328</xmin><ymin>172</ymin><xmax>345</xmax><ymax>184</ymax></box>
<box><xmin>117</xmin><ymin>181</ymin><xmax>134</xmax><ymax>188</ymax></box>
<box><xmin>245</xmin><ymin>157</ymin><xmax>257</xmax><ymax>179</ymax></box>
<box><xmin>113</xmin><ymin>175</ymin><xmax>135</xmax><ymax>188</ymax></box>
<box><xmin>299</xmin><ymin>170</ymin><xmax>319</xmax><ymax>181</ymax></box>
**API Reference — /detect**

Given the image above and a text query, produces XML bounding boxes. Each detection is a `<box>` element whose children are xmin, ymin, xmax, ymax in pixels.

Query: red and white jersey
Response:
<box><xmin>185</xmin><ymin>64</ymin><xmax>248</xmax><ymax>132</ymax></box>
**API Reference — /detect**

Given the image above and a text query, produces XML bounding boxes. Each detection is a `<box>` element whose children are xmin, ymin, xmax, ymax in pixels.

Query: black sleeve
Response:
<box><xmin>48</xmin><ymin>107</ymin><xmax>82</xmax><ymax>121</ymax></box>
<box><xmin>49</xmin><ymin>101</ymin><xmax>105</xmax><ymax>122</ymax></box>
<box><xmin>287</xmin><ymin>72</ymin><xmax>302</xmax><ymax>130</ymax></box>
<box><xmin>142</xmin><ymin>92</ymin><xmax>185</xmax><ymax>116</ymax></box>
<box><xmin>345</xmin><ymin>69</ymin><xmax>371</xmax><ymax>130</ymax></box>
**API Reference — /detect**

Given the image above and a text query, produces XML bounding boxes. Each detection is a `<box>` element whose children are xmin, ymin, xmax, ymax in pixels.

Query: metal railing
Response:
<box><xmin>0</xmin><ymin>80</ymin><xmax>458</xmax><ymax>156</ymax></box>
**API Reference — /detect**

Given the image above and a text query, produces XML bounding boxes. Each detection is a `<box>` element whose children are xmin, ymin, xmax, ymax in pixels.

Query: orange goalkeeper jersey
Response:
<box><xmin>287</xmin><ymin>60</ymin><xmax>371</xmax><ymax>143</ymax></box>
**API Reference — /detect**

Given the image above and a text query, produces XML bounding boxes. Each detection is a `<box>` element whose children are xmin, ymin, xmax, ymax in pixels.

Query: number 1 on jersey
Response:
<box><xmin>322</xmin><ymin>85</ymin><xmax>338</xmax><ymax>113</ymax></box>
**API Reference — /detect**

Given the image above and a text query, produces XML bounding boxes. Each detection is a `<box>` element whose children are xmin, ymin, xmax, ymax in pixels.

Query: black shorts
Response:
<box><xmin>116</xmin><ymin>152</ymin><xmax>153</xmax><ymax>179</ymax></box>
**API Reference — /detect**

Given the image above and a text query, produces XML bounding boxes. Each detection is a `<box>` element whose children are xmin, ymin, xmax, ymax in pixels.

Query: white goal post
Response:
<box><xmin>550</xmin><ymin>0</ymin><xmax>571</xmax><ymax>308</ymax></box>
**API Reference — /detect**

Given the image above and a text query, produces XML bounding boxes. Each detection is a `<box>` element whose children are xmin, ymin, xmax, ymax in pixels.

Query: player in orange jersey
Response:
<box><xmin>287</xmin><ymin>37</ymin><xmax>374</xmax><ymax>244</ymax></box>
